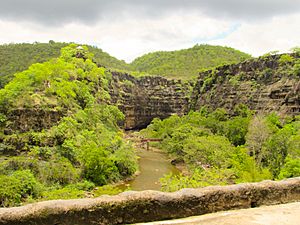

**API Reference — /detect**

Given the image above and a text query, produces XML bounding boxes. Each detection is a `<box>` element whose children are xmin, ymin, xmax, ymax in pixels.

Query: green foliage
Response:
<box><xmin>0</xmin><ymin>44</ymin><xmax>138</xmax><ymax>206</ymax></box>
<box><xmin>278</xmin><ymin>54</ymin><xmax>294</xmax><ymax>65</ymax></box>
<box><xmin>0</xmin><ymin>42</ymin><xmax>130</xmax><ymax>88</ymax></box>
<box><xmin>291</xmin><ymin>46</ymin><xmax>300</xmax><ymax>56</ymax></box>
<box><xmin>263</xmin><ymin>125</ymin><xmax>294</xmax><ymax>177</ymax></box>
<box><xmin>261</xmin><ymin>50</ymin><xmax>279</xmax><ymax>58</ymax></box>
<box><xmin>92</xmin><ymin>185</ymin><xmax>123</xmax><ymax>197</ymax></box>
<box><xmin>160</xmin><ymin>169</ymin><xmax>230</xmax><ymax>192</ymax></box>
<box><xmin>292</xmin><ymin>60</ymin><xmax>300</xmax><ymax>76</ymax></box>
<box><xmin>142</xmin><ymin>108</ymin><xmax>300</xmax><ymax>191</ymax></box>
<box><xmin>0</xmin><ymin>170</ymin><xmax>42</xmax><ymax>207</ymax></box>
<box><xmin>131</xmin><ymin>44</ymin><xmax>251</xmax><ymax>80</ymax></box>
<box><xmin>183</xmin><ymin>135</ymin><xmax>234</xmax><ymax>169</ymax></box>
<box><xmin>161</xmin><ymin>147</ymin><xmax>272</xmax><ymax>192</ymax></box>
<box><xmin>37</xmin><ymin>159</ymin><xmax>80</xmax><ymax>185</ymax></box>
<box><xmin>40</xmin><ymin>186</ymin><xmax>85</xmax><ymax>201</ymax></box>
<box><xmin>278</xmin><ymin>157</ymin><xmax>300</xmax><ymax>179</ymax></box>
<box><xmin>230</xmin><ymin>147</ymin><xmax>272</xmax><ymax>183</ymax></box>
<box><xmin>0</xmin><ymin>42</ymin><xmax>253</xmax><ymax>86</ymax></box>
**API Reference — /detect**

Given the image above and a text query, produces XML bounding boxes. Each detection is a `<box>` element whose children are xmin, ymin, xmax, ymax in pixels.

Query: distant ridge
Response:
<box><xmin>130</xmin><ymin>44</ymin><xmax>251</xmax><ymax>80</ymax></box>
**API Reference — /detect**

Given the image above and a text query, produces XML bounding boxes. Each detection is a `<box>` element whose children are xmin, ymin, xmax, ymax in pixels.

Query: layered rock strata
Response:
<box><xmin>191</xmin><ymin>54</ymin><xmax>300</xmax><ymax>116</ymax></box>
<box><xmin>109</xmin><ymin>72</ymin><xmax>191</xmax><ymax>129</ymax></box>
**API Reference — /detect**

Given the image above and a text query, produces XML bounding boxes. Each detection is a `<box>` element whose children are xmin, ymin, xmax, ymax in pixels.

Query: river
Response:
<box><xmin>118</xmin><ymin>148</ymin><xmax>180</xmax><ymax>191</ymax></box>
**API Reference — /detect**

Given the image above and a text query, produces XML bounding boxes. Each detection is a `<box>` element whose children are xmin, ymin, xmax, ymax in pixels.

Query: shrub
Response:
<box><xmin>40</xmin><ymin>186</ymin><xmax>85</xmax><ymax>201</ymax></box>
<box><xmin>278</xmin><ymin>157</ymin><xmax>300</xmax><ymax>179</ymax></box>
<box><xmin>278</xmin><ymin>54</ymin><xmax>294</xmax><ymax>65</ymax></box>
<box><xmin>38</xmin><ymin>159</ymin><xmax>80</xmax><ymax>185</ymax></box>
<box><xmin>0</xmin><ymin>170</ymin><xmax>42</xmax><ymax>207</ymax></box>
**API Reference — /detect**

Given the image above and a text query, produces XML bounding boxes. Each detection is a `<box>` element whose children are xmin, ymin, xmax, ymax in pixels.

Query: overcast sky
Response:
<box><xmin>0</xmin><ymin>0</ymin><xmax>300</xmax><ymax>62</ymax></box>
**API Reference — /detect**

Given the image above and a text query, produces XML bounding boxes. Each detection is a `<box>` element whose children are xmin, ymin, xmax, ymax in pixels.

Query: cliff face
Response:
<box><xmin>3</xmin><ymin>73</ymin><xmax>191</xmax><ymax>133</ymax></box>
<box><xmin>5</xmin><ymin>109</ymin><xmax>62</xmax><ymax>134</ymax></box>
<box><xmin>6</xmin><ymin>53</ymin><xmax>300</xmax><ymax>133</ymax></box>
<box><xmin>109</xmin><ymin>72</ymin><xmax>191</xmax><ymax>129</ymax></box>
<box><xmin>190</xmin><ymin>54</ymin><xmax>300</xmax><ymax>116</ymax></box>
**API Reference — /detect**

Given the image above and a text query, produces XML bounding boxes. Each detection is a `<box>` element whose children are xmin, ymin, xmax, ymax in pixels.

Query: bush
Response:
<box><xmin>40</xmin><ymin>186</ymin><xmax>85</xmax><ymax>201</ymax></box>
<box><xmin>0</xmin><ymin>170</ymin><xmax>42</xmax><ymax>207</ymax></box>
<box><xmin>278</xmin><ymin>54</ymin><xmax>294</xmax><ymax>65</ymax></box>
<box><xmin>293</xmin><ymin>61</ymin><xmax>300</xmax><ymax>76</ymax></box>
<box><xmin>278</xmin><ymin>157</ymin><xmax>300</xmax><ymax>179</ymax></box>
<box><xmin>38</xmin><ymin>159</ymin><xmax>80</xmax><ymax>185</ymax></box>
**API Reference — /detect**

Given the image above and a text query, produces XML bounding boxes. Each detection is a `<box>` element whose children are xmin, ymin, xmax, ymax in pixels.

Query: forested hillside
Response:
<box><xmin>0</xmin><ymin>42</ymin><xmax>130</xmax><ymax>87</ymax></box>
<box><xmin>131</xmin><ymin>44</ymin><xmax>251</xmax><ymax>80</ymax></box>
<box><xmin>0</xmin><ymin>44</ymin><xmax>137</xmax><ymax>207</ymax></box>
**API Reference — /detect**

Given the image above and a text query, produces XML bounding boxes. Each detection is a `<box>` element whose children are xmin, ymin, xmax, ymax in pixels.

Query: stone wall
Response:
<box><xmin>109</xmin><ymin>72</ymin><xmax>191</xmax><ymax>129</ymax></box>
<box><xmin>0</xmin><ymin>178</ymin><xmax>299</xmax><ymax>225</ymax></box>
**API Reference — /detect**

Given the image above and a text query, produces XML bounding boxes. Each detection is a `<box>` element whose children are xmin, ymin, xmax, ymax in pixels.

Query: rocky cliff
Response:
<box><xmin>109</xmin><ymin>72</ymin><xmax>191</xmax><ymax>129</ymax></box>
<box><xmin>190</xmin><ymin>54</ymin><xmax>300</xmax><ymax>116</ymax></box>
<box><xmin>6</xmin><ymin>53</ymin><xmax>300</xmax><ymax>133</ymax></box>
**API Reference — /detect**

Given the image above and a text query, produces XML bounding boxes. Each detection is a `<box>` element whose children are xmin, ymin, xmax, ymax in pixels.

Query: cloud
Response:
<box><xmin>209</xmin><ymin>13</ymin><xmax>300</xmax><ymax>57</ymax></box>
<box><xmin>0</xmin><ymin>1</ymin><xmax>299</xmax><ymax>62</ymax></box>
<box><xmin>0</xmin><ymin>0</ymin><xmax>300</xmax><ymax>25</ymax></box>
<box><xmin>0</xmin><ymin>12</ymin><xmax>234</xmax><ymax>61</ymax></box>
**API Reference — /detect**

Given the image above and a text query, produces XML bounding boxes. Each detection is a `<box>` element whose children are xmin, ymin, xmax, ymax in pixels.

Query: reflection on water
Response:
<box><xmin>119</xmin><ymin>148</ymin><xmax>180</xmax><ymax>191</ymax></box>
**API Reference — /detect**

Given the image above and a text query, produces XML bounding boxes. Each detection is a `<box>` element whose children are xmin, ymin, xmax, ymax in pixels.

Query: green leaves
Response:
<box><xmin>0</xmin><ymin>44</ymin><xmax>138</xmax><ymax>206</ymax></box>
<box><xmin>142</xmin><ymin>107</ymin><xmax>300</xmax><ymax>191</ymax></box>
<box><xmin>0</xmin><ymin>42</ymin><xmax>130</xmax><ymax>88</ymax></box>
<box><xmin>0</xmin><ymin>170</ymin><xmax>42</xmax><ymax>207</ymax></box>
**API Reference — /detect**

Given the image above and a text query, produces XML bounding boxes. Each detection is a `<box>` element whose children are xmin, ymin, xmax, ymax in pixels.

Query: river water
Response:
<box><xmin>119</xmin><ymin>148</ymin><xmax>180</xmax><ymax>191</ymax></box>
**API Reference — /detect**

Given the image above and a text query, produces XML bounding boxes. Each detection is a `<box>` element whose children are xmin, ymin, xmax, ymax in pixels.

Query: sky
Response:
<box><xmin>0</xmin><ymin>0</ymin><xmax>300</xmax><ymax>62</ymax></box>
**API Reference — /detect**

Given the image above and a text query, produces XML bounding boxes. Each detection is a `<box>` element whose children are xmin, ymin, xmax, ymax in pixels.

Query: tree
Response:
<box><xmin>245</xmin><ymin>115</ymin><xmax>272</xmax><ymax>165</ymax></box>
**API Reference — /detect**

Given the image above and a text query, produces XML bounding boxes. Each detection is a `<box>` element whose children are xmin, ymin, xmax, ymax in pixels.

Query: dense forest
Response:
<box><xmin>131</xmin><ymin>44</ymin><xmax>251</xmax><ymax>80</ymax></box>
<box><xmin>141</xmin><ymin>106</ymin><xmax>300</xmax><ymax>192</ymax></box>
<box><xmin>0</xmin><ymin>42</ymin><xmax>130</xmax><ymax>88</ymax></box>
<box><xmin>0</xmin><ymin>44</ymin><xmax>137</xmax><ymax>206</ymax></box>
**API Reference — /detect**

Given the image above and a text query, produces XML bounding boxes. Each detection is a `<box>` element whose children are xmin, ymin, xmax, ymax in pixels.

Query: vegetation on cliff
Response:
<box><xmin>131</xmin><ymin>44</ymin><xmax>251</xmax><ymax>80</ymax></box>
<box><xmin>0</xmin><ymin>43</ymin><xmax>251</xmax><ymax>88</ymax></box>
<box><xmin>0</xmin><ymin>44</ymin><xmax>137</xmax><ymax>207</ymax></box>
<box><xmin>141</xmin><ymin>106</ymin><xmax>300</xmax><ymax>192</ymax></box>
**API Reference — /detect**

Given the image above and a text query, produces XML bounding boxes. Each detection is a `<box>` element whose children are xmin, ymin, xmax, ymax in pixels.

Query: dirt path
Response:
<box><xmin>136</xmin><ymin>202</ymin><xmax>300</xmax><ymax>225</ymax></box>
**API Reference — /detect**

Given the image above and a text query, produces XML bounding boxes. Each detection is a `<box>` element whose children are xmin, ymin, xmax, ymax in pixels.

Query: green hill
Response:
<box><xmin>0</xmin><ymin>43</ymin><xmax>251</xmax><ymax>87</ymax></box>
<box><xmin>130</xmin><ymin>44</ymin><xmax>251</xmax><ymax>80</ymax></box>
<box><xmin>0</xmin><ymin>42</ymin><xmax>130</xmax><ymax>87</ymax></box>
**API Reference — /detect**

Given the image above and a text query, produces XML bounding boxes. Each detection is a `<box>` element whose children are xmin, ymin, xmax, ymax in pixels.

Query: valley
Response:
<box><xmin>0</xmin><ymin>43</ymin><xmax>299</xmax><ymax>224</ymax></box>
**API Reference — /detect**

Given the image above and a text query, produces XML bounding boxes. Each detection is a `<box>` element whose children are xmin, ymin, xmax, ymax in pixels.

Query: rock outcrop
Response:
<box><xmin>109</xmin><ymin>72</ymin><xmax>191</xmax><ymax>129</ymax></box>
<box><xmin>190</xmin><ymin>54</ymin><xmax>300</xmax><ymax>116</ymax></box>
<box><xmin>5</xmin><ymin>109</ymin><xmax>62</xmax><ymax>134</ymax></box>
